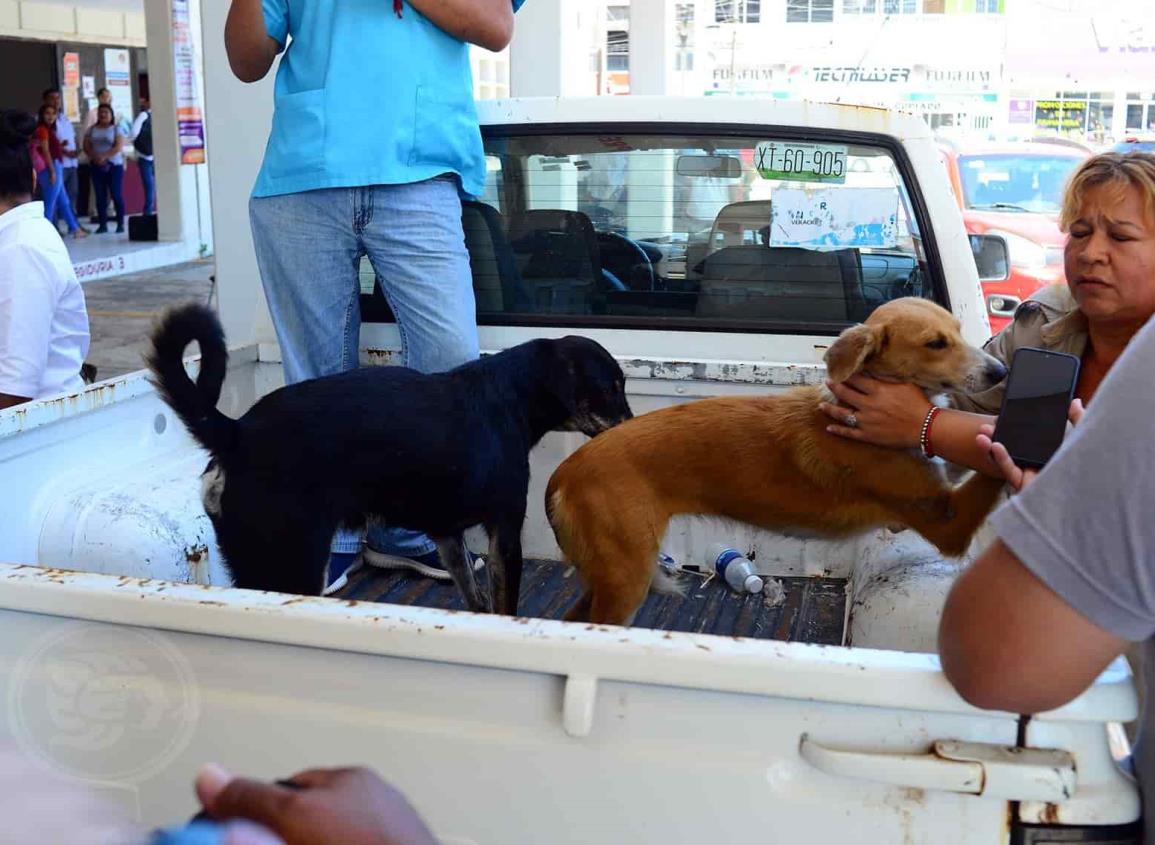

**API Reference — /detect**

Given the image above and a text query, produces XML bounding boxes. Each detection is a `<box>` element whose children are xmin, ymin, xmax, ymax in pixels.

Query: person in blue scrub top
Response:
<box><xmin>225</xmin><ymin>0</ymin><xmax>527</xmax><ymax>586</ymax></box>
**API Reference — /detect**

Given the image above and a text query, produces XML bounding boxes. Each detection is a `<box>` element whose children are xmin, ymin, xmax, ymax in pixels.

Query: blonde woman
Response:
<box><xmin>820</xmin><ymin>151</ymin><xmax>1155</xmax><ymax>474</ymax></box>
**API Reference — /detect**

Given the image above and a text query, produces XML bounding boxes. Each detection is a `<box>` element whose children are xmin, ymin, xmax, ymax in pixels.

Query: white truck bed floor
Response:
<box><xmin>333</xmin><ymin>559</ymin><xmax>848</xmax><ymax>644</ymax></box>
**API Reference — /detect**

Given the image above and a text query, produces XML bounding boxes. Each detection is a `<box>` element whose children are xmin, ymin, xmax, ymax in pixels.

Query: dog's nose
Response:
<box><xmin>985</xmin><ymin>359</ymin><xmax>1008</xmax><ymax>383</ymax></box>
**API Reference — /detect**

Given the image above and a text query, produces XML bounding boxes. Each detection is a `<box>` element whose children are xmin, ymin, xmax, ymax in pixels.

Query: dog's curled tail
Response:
<box><xmin>145</xmin><ymin>303</ymin><xmax>236</xmax><ymax>458</ymax></box>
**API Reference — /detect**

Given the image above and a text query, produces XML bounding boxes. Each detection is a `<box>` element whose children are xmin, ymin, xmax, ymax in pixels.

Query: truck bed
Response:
<box><xmin>334</xmin><ymin>559</ymin><xmax>847</xmax><ymax>644</ymax></box>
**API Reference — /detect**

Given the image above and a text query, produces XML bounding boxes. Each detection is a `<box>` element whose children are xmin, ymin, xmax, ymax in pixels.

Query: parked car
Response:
<box><xmin>1113</xmin><ymin>136</ymin><xmax>1155</xmax><ymax>154</ymax></box>
<box><xmin>938</xmin><ymin>140</ymin><xmax>1089</xmax><ymax>333</ymax></box>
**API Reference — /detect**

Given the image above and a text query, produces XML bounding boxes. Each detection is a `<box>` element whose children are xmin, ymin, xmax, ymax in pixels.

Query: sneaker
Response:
<box><xmin>361</xmin><ymin>545</ymin><xmax>484</xmax><ymax>581</ymax></box>
<box><xmin>95</xmin><ymin>225</ymin><xmax>108</xmax><ymax>234</ymax></box>
<box><xmin>322</xmin><ymin>551</ymin><xmax>364</xmax><ymax>596</ymax></box>
<box><xmin>116</xmin><ymin>222</ymin><xmax>125</xmax><ymax>234</ymax></box>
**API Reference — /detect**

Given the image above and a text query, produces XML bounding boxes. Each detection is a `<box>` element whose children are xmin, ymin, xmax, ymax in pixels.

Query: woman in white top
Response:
<box><xmin>0</xmin><ymin>110</ymin><xmax>90</xmax><ymax>410</ymax></box>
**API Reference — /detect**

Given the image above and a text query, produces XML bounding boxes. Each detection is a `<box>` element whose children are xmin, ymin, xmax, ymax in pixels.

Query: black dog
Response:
<box><xmin>146</xmin><ymin>304</ymin><xmax>633</xmax><ymax>614</ymax></box>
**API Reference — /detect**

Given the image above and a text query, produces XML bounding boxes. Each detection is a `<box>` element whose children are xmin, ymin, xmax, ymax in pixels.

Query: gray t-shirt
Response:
<box><xmin>86</xmin><ymin>125</ymin><xmax>124</xmax><ymax>168</ymax></box>
<box><xmin>989</xmin><ymin>317</ymin><xmax>1155</xmax><ymax>833</ymax></box>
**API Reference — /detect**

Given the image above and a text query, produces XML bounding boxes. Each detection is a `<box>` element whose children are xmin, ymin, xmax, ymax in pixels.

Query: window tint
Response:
<box><xmin>365</xmin><ymin>131</ymin><xmax>940</xmax><ymax>334</ymax></box>
<box><xmin>468</xmin><ymin>131</ymin><xmax>936</xmax><ymax>332</ymax></box>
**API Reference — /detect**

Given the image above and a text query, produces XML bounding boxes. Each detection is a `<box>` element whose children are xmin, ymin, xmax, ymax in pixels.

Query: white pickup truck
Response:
<box><xmin>0</xmin><ymin>95</ymin><xmax>1141</xmax><ymax>844</ymax></box>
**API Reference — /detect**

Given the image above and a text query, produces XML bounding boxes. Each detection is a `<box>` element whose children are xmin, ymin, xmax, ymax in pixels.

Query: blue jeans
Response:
<box><xmin>91</xmin><ymin>163</ymin><xmax>125</xmax><ymax>228</ymax></box>
<box><xmin>39</xmin><ymin>162</ymin><xmax>82</xmax><ymax>232</ymax></box>
<box><xmin>139</xmin><ymin>158</ymin><xmax>156</xmax><ymax>214</ymax></box>
<box><xmin>250</xmin><ymin>177</ymin><xmax>479</xmax><ymax>556</ymax></box>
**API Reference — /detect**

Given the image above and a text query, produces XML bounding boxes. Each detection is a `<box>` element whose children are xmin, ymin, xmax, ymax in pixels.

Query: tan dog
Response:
<box><xmin>546</xmin><ymin>297</ymin><xmax>1009</xmax><ymax>626</ymax></box>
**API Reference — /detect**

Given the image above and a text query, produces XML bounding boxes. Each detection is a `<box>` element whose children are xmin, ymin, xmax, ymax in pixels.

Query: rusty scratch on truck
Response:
<box><xmin>0</xmin><ymin>379</ymin><xmax>124</xmax><ymax>437</ymax></box>
<box><xmin>364</xmin><ymin>348</ymin><xmax>823</xmax><ymax>387</ymax></box>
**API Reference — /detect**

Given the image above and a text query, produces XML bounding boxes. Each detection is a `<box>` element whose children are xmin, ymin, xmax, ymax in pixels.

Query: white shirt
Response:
<box><xmin>55</xmin><ymin>113</ymin><xmax>79</xmax><ymax>170</ymax></box>
<box><xmin>0</xmin><ymin>203</ymin><xmax>90</xmax><ymax>401</ymax></box>
<box><xmin>131</xmin><ymin>110</ymin><xmax>153</xmax><ymax>162</ymax></box>
<box><xmin>82</xmin><ymin>106</ymin><xmax>99</xmax><ymax>135</ymax></box>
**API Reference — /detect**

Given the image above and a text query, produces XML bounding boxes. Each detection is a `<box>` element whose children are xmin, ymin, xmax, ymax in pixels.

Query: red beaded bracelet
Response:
<box><xmin>920</xmin><ymin>406</ymin><xmax>941</xmax><ymax>459</ymax></box>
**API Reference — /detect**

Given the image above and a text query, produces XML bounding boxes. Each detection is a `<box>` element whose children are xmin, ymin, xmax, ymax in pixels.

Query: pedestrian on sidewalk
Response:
<box><xmin>42</xmin><ymin>88</ymin><xmax>84</xmax><ymax>235</ymax></box>
<box><xmin>80</xmin><ymin>87</ymin><xmax>114</xmax><ymax>222</ymax></box>
<box><xmin>33</xmin><ymin>104</ymin><xmax>87</xmax><ymax>240</ymax></box>
<box><xmin>84</xmin><ymin>104</ymin><xmax>126</xmax><ymax>235</ymax></box>
<box><xmin>131</xmin><ymin>95</ymin><xmax>155</xmax><ymax>215</ymax></box>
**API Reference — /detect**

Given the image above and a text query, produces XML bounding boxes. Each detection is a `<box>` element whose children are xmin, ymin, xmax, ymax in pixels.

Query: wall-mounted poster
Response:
<box><xmin>172</xmin><ymin>0</ymin><xmax>206</xmax><ymax>164</ymax></box>
<box><xmin>62</xmin><ymin>52</ymin><xmax>80</xmax><ymax>88</ymax></box>
<box><xmin>103</xmin><ymin>47</ymin><xmax>134</xmax><ymax>132</ymax></box>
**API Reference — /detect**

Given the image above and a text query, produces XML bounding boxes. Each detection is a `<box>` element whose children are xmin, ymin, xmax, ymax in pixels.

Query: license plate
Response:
<box><xmin>755</xmin><ymin>141</ymin><xmax>848</xmax><ymax>184</ymax></box>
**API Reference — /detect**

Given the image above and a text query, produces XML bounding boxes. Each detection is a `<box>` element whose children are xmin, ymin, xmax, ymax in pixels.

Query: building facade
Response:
<box><xmin>550</xmin><ymin>0</ymin><xmax>1154</xmax><ymax>144</ymax></box>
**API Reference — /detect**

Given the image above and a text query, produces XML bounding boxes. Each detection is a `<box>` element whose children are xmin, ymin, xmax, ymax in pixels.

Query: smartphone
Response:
<box><xmin>993</xmin><ymin>347</ymin><xmax>1081</xmax><ymax>469</ymax></box>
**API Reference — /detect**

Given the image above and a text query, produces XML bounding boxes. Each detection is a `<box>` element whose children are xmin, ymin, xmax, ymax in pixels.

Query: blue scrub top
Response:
<box><xmin>253</xmin><ymin>0</ymin><xmax>525</xmax><ymax>199</ymax></box>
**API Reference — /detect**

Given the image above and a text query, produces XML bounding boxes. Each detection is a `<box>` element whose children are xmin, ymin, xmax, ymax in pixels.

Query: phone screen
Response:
<box><xmin>993</xmin><ymin>347</ymin><xmax>1080</xmax><ymax>469</ymax></box>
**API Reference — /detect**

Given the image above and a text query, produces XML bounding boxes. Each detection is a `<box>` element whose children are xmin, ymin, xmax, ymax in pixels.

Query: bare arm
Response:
<box><xmin>407</xmin><ymin>0</ymin><xmax>514</xmax><ymax>52</ymax></box>
<box><xmin>225</xmin><ymin>0</ymin><xmax>282</xmax><ymax>83</ymax></box>
<box><xmin>915</xmin><ymin>407</ymin><xmax>1000</xmax><ymax>474</ymax></box>
<box><xmin>939</xmin><ymin>538</ymin><xmax>1125</xmax><ymax>713</ymax></box>
<box><xmin>109</xmin><ymin>130</ymin><xmax>125</xmax><ymax>158</ymax></box>
<box><xmin>36</xmin><ymin>136</ymin><xmax>56</xmax><ymax>182</ymax></box>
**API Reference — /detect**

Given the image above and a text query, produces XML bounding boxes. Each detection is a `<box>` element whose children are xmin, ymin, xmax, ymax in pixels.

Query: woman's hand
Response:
<box><xmin>975</xmin><ymin>399</ymin><xmax>1085</xmax><ymax>492</ymax></box>
<box><xmin>1067</xmin><ymin>397</ymin><xmax>1085</xmax><ymax>426</ymax></box>
<box><xmin>819</xmin><ymin>375</ymin><xmax>932</xmax><ymax>449</ymax></box>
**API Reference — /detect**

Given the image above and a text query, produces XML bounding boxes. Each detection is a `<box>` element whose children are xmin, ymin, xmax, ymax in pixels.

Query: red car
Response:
<box><xmin>938</xmin><ymin>141</ymin><xmax>1089</xmax><ymax>334</ymax></box>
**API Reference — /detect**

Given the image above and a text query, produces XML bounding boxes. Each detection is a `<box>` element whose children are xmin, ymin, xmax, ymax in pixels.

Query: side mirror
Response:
<box><xmin>970</xmin><ymin>233</ymin><xmax>1010</xmax><ymax>282</ymax></box>
<box><xmin>675</xmin><ymin>154</ymin><xmax>743</xmax><ymax>179</ymax></box>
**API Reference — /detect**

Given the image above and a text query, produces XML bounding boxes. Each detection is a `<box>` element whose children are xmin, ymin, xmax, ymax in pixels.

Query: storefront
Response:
<box><xmin>696</xmin><ymin>10</ymin><xmax>1007</xmax><ymax>134</ymax></box>
<box><xmin>701</xmin><ymin>58</ymin><xmax>1002</xmax><ymax>134</ymax></box>
<box><xmin>0</xmin><ymin>36</ymin><xmax>149</xmax><ymax>213</ymax></box>
<box><xmin>1004</xmin><ymin>0</ymin><xmax>1155</xmax><ymax>143</ymax></box>
<box><xmin>0</xmin><ymin>0</ymin><xmax>213</xmax><ymax>279</ymax></box>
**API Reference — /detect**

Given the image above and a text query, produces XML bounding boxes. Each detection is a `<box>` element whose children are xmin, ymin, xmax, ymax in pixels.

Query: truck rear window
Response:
<box><xmin>367</xmin><ymin>131</ymin><xmax>939</xmax><ymax>334</ymax></box>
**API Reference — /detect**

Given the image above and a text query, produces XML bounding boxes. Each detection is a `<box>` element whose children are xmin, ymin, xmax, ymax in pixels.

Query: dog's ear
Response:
<box><xmin>824</xmin><ymin>324</ymin><xmax>878</xmax><ymax>383</ymax></box>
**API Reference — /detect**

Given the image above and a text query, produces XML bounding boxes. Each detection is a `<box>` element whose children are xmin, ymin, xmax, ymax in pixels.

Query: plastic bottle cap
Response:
<box><xmin>744</xmin><ymin>574</ymin><xmax>764</xmax><ymax>594</ymax></box>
